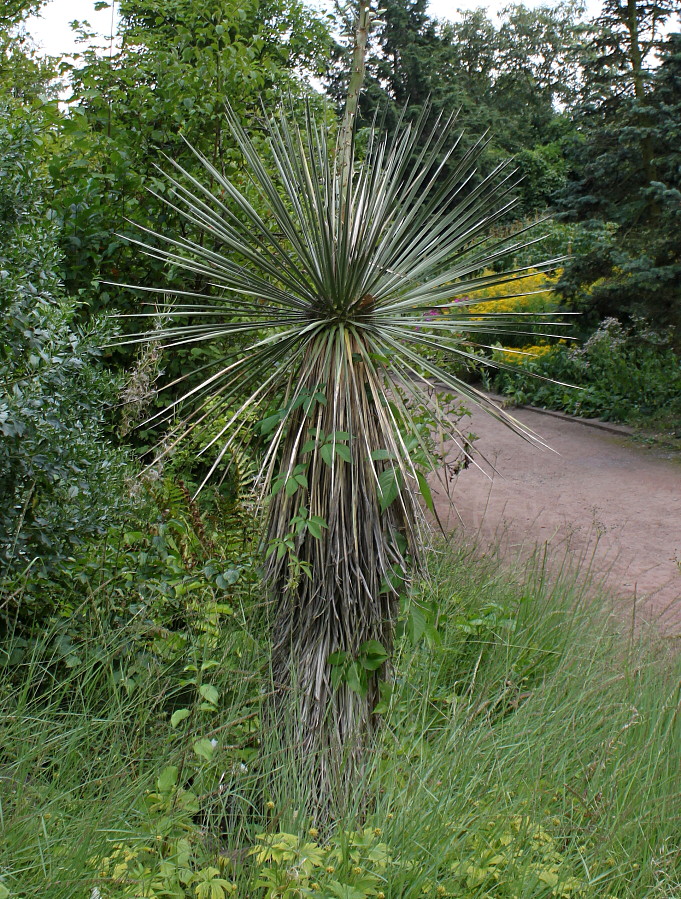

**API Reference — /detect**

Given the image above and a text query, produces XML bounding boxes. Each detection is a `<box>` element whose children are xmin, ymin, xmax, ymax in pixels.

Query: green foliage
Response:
<box><xmin>490</xmin><ymin>317</ymin><xmax>681</xmax><ymax>424</ymax></box>
<box><xmin>49</xmin><ymin>0</ymin><xmax>331</xmax><ymax>305</ymax></box>
<box><xmin>250</xmin><ymin>827</ymin><xmax>391</xmax><ymax>898</ymax></box>
<box><xmin>2</xmin><ymin>540</ymin><xmax>680</xmax><ymax>897</ymax></box>
<box><xmin>580</xmin><ymin>0</ymin><xmax>678</xmax><ymax>105</ymax></box>
<box><xmin>0</xmin><ymin>31</ymin><xmax>57</xmax><ymax>103</ymax></box>
<box><xmin>2</xmin><ymin>8</ymin><xmax>680</xmax><ymax>896</ymax></box>
<box><xmin>557</xmin><ymin>30</ymin><xmax>681</xmax><ymax>334</ymax></box>
<box><xmin>328</xmin><ymin>639</ymin><xmax>390</xmax><ymax>698</ymax></box>
<box><xmin>0</xmin><ymin>570</ymin><xmax>264</xmax><ymax>897</ymax></box>
<box><xmin>0</xmin><ymin>1</ymin><xmax>58</xmax><ymax>104</ymax></box>
<box><xmin>0</xmin><ymin>468</ymin><xmax>264</xmax><ymax>894</ymax></box>
<box><xmin>327</xmin><ymin>0</ymin><xmax>583</xmax><ymax>204</ymax></box>
<box><xmin>89</xmin><ymin>764</ymin><xmax>236</xmax><ymax>899</ymax></box>
<box><xmin>0</xmin><ymin>103</ymin><xmax>130</xmax><ymax>596</ymax></box>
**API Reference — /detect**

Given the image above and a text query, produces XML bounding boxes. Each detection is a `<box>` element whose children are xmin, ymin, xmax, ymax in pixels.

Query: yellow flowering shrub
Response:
<box><xmin>493</xmin><ymin>344</ymin><xmax>561</xmax><ymax>366</ymax></box>
<box><xmin>463</xmin><ymin>269</ymin><xmax>562</xmax><ymax>318</ymax></box>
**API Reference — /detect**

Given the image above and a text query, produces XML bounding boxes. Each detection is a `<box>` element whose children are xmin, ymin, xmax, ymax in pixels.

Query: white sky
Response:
<box><xmin>26</xmin><ymin>0</ymin><xmax>604</xmax><ymax>59</ymax></box>
<box><xmin>26</xmin><ymin>0</ymin><xmax>117</xmax><ymax>57</ymax></box>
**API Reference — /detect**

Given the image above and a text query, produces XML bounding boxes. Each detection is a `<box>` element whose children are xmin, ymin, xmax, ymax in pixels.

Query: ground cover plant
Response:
<box><xmin>1</xmin><ymin>537</ymin><xmax>679</xmax><ymax>898</ymax></box>
<box><xmin>488</xmin><ymin>317</ymin><xmax>681</xmax><ymax>427</ymax></box>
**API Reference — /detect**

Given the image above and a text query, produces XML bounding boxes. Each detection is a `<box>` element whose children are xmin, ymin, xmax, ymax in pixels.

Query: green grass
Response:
<box><xmin>1</xmin><ymin>541</ymin><xmax>679</xmax><ymax>898</ymax></box>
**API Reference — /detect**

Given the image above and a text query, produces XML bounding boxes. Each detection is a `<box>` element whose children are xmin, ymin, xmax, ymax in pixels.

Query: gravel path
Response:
<box><xmin>432</xmin><ymin>402</ymin><xmax>681</xmax><ymax>637</ymax></box>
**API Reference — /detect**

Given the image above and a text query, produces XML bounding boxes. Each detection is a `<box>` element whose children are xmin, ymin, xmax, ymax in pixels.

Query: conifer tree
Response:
<box><xmin>557</xmin><ymin>5</ymin><xmax>681</xmax><ymax>335</ymax></box>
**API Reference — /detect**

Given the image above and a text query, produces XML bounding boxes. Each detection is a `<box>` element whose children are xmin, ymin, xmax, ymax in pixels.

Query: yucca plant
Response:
<box><xmin>117</xmin><ymin>100</ymin><xmax>568</xmax><ymax>803</ymax></box>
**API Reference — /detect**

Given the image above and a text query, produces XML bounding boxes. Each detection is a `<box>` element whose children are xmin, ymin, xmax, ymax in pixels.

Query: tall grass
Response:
<box><xmin>368</xmin><ymin>546</ymin><xmax>681</xmax><ymax>897</ymax></box>
<box><xmin>1</xmin><ymin>541</ymin><xmax>679</xmax><ymax>898</ymax></box>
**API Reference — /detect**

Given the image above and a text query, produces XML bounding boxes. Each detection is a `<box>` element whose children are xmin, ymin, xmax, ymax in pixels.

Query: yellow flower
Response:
<box><xmin>494</xmin><ymin>344</ymin><xmax>557</xmax><ymax>366</ymax></box>
<box><xmin>308</xmin><ymin>827</ymin><xmax>319</xmax><ymax>837</ymax></box>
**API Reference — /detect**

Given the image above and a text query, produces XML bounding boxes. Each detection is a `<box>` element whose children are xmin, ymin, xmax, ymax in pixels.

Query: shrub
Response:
<box><xmin>490</xmin><ymin>317</ymin><xmax>681</xmax><ymax>424</ymax></box>
<box><xmin>464</xmin><ymin>269</ymin><xmax>565</xmax><ymax>350</ymax></box>
<box><xmin>0</xmin><ymin>103</ymin><xmax>130</xmax><ymax>608</ymax></box>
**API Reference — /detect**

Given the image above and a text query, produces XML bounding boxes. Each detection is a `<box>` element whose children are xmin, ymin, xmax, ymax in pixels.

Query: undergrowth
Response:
<box><xmin>489</xmin><ymin>318</ymin><xmax>681</xmax><ymax>428</ymax></box>
<box><xmin>0</xmin><ymin>540</ymin><xmax>679</xmax><ymax>898</ymax></box>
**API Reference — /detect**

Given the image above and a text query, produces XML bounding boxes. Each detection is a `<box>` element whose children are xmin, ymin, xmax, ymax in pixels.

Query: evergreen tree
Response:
<box><xmin>327</xmin><ymin>1</ymin><xmax>583</xmax><ymax>216</ymax></box>
<box><xmin>557</xmin><ymin>4</ymin><xmax>681</xmax><ymax>336</ymax></box>
<box><xmin>581</xmin><ymin>0</ymin><xmax>678</xmax><ymax>109</ymax></box>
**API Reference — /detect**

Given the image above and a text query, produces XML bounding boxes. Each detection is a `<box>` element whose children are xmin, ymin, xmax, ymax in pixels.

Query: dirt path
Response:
<box><xmin>431</xmin><ymin>402</ymin><xmax>681</xmax><ymax>637</ymax></box>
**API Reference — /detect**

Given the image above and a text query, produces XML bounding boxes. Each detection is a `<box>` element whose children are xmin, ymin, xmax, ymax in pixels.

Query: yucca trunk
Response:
<box><xmin>266</xmin><ymin>330</ymin><xmax>412</xmax><ymax>800</ymax></box>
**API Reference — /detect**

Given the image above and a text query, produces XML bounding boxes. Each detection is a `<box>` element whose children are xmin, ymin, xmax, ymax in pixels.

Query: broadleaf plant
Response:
<box><xmin>115</xmin><ymin>98</ymin><xmax>569</xmax><ymax>804</ymax></box>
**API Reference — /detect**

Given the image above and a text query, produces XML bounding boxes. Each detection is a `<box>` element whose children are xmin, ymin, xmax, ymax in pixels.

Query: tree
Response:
<box><xmin>496</xmin><ymin>1</ymin><xmax>586</xmax><ymax>112</ymax></box>
<box><xmin>49</xmin><ymin>0</ymin><xmax>331</xmax><ymax>305</ymax></box>
<box><xmin>0</xmin><ymin>0</ymin><xmax>45</xmax><ymax>29</ymax></box>
<box><xmin>0</xmin><ymin>0</ymin><xmax>57</xmax><ymax>102</ymax></box>
<box><xmin>556</xmin><ymin>6</ymin><xmax>681</xmax><ymax>335</ymax></box>
<box><xmin>326</xmin><ymin>0</ymin><xmax>583</xmax><ymax>222</ymax></box>
<box><xmin>580</xmin><ymin>0</ymin><xmax>678</xmax><ymax>108</ymax></box>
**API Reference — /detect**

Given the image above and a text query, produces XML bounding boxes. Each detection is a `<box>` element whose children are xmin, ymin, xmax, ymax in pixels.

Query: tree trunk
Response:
<box><xmin>337</xmin><ymin>0</ymin><xmax>373</xmax><ymax>206</ymax></box>
<box><xmin>266</xmin><ymin>334</ymin><xmax>409</xmax><ymax>811</ymax></box>
<box><xmin>624</xmin><ymin>0</ymin><xmax>657</xmax><ymax>200</ymax></box>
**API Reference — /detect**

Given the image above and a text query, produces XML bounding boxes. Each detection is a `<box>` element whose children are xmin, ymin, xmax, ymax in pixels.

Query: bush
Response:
<box><xmin>464</xmin><ymin>268</ymin><xmax>565</xmax><ymax>350</ymax></box>
<box><xmin>0</xmin><ymin>103</ymin><xmax>131</xmax><ymax>602</ymax></box>
<box><xmin>490</xmin><ymin>318</ymin><xmax>681</xmax><ymax>425</ymax></box>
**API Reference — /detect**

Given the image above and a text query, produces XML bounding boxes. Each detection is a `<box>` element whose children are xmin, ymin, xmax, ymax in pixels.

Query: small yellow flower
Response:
<box><xmin>266</xmin><ymin>801</ymin><xmax>275</xmax><ymax>810</ymax></box>
<box><xmin>352</xmin><ymin>866</ymin><xmax>362</xmax><ymax>875</ymax></box>
<box><xmin>377</xmin><ymin>893</ymin><xmax>386</xmax><ymax>899</ymax></box>
<box><xmin>437</xmin><ymin>887</ymin><xmax>447</xmax><ymax>896</ymax></box>
<box><xmin>325</xmin><ymin>866</ymin><xmax>335</xmax><ymax>874</ymax></box>
<box><xmin>308</xmin><ymin>827</ymin><xmax>319</xmax><ymax>837</ymax></box>
<box><xmin>373</xmin><ymin>828</ymin><xmax>382</xmax><ymax>837</ymax></box>
<box><xmin>387</xmin><ymin>813</ymin><xmax>394</xmax><ymax>820</ymax></box>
